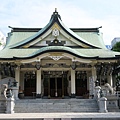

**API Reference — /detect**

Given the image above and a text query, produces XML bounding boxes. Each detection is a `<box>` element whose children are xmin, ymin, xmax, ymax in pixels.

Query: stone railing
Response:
<box><xmin>116</xmin><ymin>91</ymin><xmax>120</xmax><ymax>108</ymax></box>
<box><xmin>0</xmin><ymin>84</ymin><xmax>8</xmax><ymax>113</ymax></box>
<box><xmin>0</xmin><ymin>84</ymin><xmax>15</xmax><ymax>114</ymax></box>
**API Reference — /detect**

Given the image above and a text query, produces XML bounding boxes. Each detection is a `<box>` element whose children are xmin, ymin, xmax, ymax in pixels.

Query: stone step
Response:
<box><xmin>14</xmin><ymin>99</ymin><xmax>99</xmax><ymax>113</ymax></box>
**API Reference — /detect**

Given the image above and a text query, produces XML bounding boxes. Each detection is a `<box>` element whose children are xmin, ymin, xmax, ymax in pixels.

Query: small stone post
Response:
<box><xmin>6</xmin><ymin>90</ymin><xmax>15</xmax><ymax>114</ymax></box>
<box><xmin>99</xmin><ymin>97</ymin><xmax>108</xmax><ymax>113</ymax></box>
<box><xmin>94</xmin><ymin>86</ymin><xmax>101</xmax><ymax>100</ymax></box>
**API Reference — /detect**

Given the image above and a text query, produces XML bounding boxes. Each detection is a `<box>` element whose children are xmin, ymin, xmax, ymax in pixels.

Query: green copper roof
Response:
<box><xmin>1</xmin><ymin>10</ymin><xmax>120</xmax><ymax>61</ymax></box>
<box><xmin>58</xmin><ymin>18</ymin><xmax>105</xmax><ymax>49</ymax></box>
<box><xmin>76</xmin><ymin>32</ymin><xmax>106</xmax><ymax>49</ymax></box>
<box><xmin>0</xmin><ymin>46</ymin><xmax>120</xmax><ymax>60</ymax></box>
<box><xmin>6</xmin><ymin>30</ymin><xmax>105</xmax><ymax>49</ymax></box>
<box><xmin>28</xmin><ymin>46</ymin><xmax>97</xmax><ymax>58</ymax></box>
<box><xmin>6</xmin><ymin>10</ymin><xmax>103</xmax><ymax>49</ymax></box>
<box><xmin>6</xmin><ymin>32</ymin><xmax>36</xmax><ymax>48</ymax></box>
<box><xmin>8</xmin><ymin>18</ymin><xmax>53</xmax><ymax>48</ymax></box>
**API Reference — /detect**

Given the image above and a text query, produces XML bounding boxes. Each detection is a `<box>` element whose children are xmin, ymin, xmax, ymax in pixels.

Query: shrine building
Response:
<box><xmin>0</xmin><ymin>9</ymin><xmax>120</xmax><ymax>99</ymax></box>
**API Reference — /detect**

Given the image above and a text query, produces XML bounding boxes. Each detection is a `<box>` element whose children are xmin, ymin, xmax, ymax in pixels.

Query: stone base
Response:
<box><xmin>99</xmin><ymin>109</ymin><xmax>108</xmax><ymax>113</ymax></box>
<box><xmin>5</xmin><ymin>110</ymin><xmax>14</xmax><ymax>114</ymax></box>
<box><xmin>36</xmin><ymin>94</ymin><xmax>41</xmax><ymax>98</ymax></box>
<box><xmin>71</xmin><ymin>93</ymin><xmax>76</xmax><ymax>98</ymax></box>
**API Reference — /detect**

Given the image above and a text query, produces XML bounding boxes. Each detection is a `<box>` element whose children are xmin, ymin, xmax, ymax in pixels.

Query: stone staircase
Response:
<box><xmin>14</xmin><ymin>99</ymin><xmax>99</xmax><ymax>113</ymax></box>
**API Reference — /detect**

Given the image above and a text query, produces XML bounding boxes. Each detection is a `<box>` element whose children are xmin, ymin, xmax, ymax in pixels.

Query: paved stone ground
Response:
<box><xmin>0</xmin><ymin>112</ymin><xmax>120</xmax><ymax>120</ymax></box>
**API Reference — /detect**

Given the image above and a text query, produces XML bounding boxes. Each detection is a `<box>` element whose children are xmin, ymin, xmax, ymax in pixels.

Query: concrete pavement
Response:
<box><xmin>0</xmin><ymin>112</ymin><xmax>120</xmax><ymax>120</ymax></box>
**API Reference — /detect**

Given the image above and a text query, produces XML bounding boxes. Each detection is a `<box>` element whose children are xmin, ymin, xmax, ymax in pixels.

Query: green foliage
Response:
<box><xmin>116</xmin><ymin>76</ymin><xmax>120</xmax><ymax>91</ymax></box>
<box><xmin>113</xmin><ymin>42</ymin><xmax>120</xmax><ymax>52</ymax></box>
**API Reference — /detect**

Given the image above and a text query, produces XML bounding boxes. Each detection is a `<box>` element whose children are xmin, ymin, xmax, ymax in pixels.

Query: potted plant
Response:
<box><xmin>18</xmin><ymin>86</ymin><xmax>24</xmax><ymax>99</ymax></box>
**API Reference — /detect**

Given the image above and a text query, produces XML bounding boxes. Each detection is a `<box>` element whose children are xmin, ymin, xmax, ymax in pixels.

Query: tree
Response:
<box><xmin>113</xmin><ymin>42</ymin><xmax>120</xmax><ymax>91</ymax></box>
<box><xmin>116</xmin><ymin>76</ymin><xmax>120</xmax><ymax>91</ymax></box>
<box><xmin>0</xmin><ymin>31</ymin><xmax>6</xmax><ymax>49</ymax></box>
<box><xmin>112</xmin><ymin>42</ymin><xmax>120</xmax><ymax>52</ymax></box>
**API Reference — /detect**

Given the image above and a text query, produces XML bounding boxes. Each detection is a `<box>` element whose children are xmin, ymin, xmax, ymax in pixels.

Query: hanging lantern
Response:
<box><xmin>35</xmin><ymin>62</ymin><xmax>41</xmax><ymax>70</ymax></box>
<box><xmin>71</xmin><ymin>61</ymin><xmax>77</xmax><ymax>70</ymax></box>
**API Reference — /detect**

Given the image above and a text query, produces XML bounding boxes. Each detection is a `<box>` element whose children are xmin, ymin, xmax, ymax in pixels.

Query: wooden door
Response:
<box><xmin>24</xmin><ymin>72</ymin><xmax>36</xmax><ymax>96</ymax></box>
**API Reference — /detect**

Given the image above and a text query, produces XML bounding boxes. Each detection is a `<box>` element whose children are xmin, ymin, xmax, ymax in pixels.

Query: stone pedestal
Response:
<box><xmin>6</xmin><ymin>97</ymin><xmax>15</xmax><ymax>114</ymax></box>
<box><xmin>99</xmin><ymin>97</ymin><xmax>108</xmax><ymax>113</ymax></box>
<box><xmin>106</xmin><ymin>95</ymin><xmax>119</xmax><ymax>112</ymax></box>
<box><xmin>11</xmin><ymin>87</ymin><xmax>19</xmax><ymax>100</ymax></box>
<box><xmin>0</xmin><ymin>97</ymin><xmax>7</xmax><ymax>113</ymax></box>
<box><xmin>71</xmin><ymin>93</ymin><xmax>76</xmax><ymax>98</ymax></box>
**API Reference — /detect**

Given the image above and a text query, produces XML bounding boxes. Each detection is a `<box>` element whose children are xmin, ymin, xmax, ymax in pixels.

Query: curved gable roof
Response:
<box><xmin>8</xmin><ymin>10</ymin><xmax>101</xmax><ymax>49</ymax></box>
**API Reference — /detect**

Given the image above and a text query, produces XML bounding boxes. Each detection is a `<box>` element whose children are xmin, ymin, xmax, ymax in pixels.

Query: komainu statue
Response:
<box><xmin>0</xmin><ymin>84</ymin><xmax>8</xmax><ymax>113</ymax></box>
<box><xmin>0</xmin><ymin>84</ymin><xmax>8</xmax><ymax>98</ymax></box>
<box><xmin>104</xmin><ymin>83</ymin><xmax>115</xmax><ymax>95</ymax></box>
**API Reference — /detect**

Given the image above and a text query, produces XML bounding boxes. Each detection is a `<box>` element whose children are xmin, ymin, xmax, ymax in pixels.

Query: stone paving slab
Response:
<box><xmin>0</xmin><ymin>112</ymin><xmax>120</xmax><ymax>120</ymax></box>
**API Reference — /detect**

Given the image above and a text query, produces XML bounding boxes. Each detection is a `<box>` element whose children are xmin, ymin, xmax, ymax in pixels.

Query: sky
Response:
<box><xmin>0</xmin><ymin>0</ymin><xmax>120</xmax><ymax>45</ymax></box>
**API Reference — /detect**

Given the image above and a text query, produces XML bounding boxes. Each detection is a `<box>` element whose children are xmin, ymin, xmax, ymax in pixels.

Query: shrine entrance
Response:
<box><xmin>50</xmin><ymin>77</ymin><xmax>62</xmax><ymax>97</ymax></box>
<box><xmin>43</xmin><ymin>71</ymin><xmax>68</xmax><ymax>98</ymax></box>
<box><xmin>75</xmin><ymin>71</ymin><xmax>87</xmax><ymax>97</ymax></box>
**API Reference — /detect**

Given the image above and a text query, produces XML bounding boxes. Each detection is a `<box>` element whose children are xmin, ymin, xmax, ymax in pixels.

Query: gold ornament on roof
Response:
<box><xmin>52</xmin><ymin>28</ymin><xmax>59</xmax><ymax>37</ymax></box>
<box><xmin>52</xmin><ymin>23</ymin><xmax>61</xmax><ymax>30</ymax></box>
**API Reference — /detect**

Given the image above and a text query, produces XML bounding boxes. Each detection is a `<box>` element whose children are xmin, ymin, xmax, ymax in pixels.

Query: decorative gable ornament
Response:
<box><xmin>52</xmin><ymin>28</ymin><xmax>59</xmax><ymax>37</ymax></box>
<box><xmin>49</xmin><ymin>55</ymin><xmax>63</xmax><ymax>61</ymax></box>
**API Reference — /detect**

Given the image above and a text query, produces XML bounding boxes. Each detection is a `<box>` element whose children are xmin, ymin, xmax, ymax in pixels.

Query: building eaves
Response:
<box><xmin>0</xmin><ymin>46</ymin><xmax>120</xmax><ymax>61</ymax></box>
<box><xmin>10</xmin><ymin>27</ymin><xmax>100</xmax><ymax>32</ymax></box>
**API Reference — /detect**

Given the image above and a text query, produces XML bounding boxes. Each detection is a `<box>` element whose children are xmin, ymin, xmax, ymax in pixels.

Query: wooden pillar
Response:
<box><xmin>15</xmin><ymin>66</ymin><xmax>20</xmax><ymax>99</ymax></box>
<box><xmin>92</xmin><ymin>65</ymin><xmax>97</xmax><ymax>82</ymax></box>
<box><xmin>107</xmin><ymin>74</ymin><xmax>113</xmax><ymax>87</ymax></box>
<box><xmin>15</xmin><ymin>66</ymin><xmax>20</xmax><ymax>88</ymax></box>
<box><xmin>36</xmin><ymin>69</ymin><xmax>41</xmax><ymax>98</ymax></box>
<box><xmin>91</xmin><ymin>65</ymin><xmax>96</xmax><ymax>97</ymax></box>
<box><xmin>55</xmin><ymin>77</ymin><xmax>57</xmax><ymax>97</ymax></box>
<box><xmin>62</xmin><ymin>75</ymin><xmax>64</xmax><ymax>98</ymax></box>
<box><xmin>71</xmin><ymin>69</ymin><xmax>76</xmax><ymax>98</ymax></box>
<box><xmin>48</xmin><ymin>75</ymin><xmax>50</xmax><ymax>98</ymax></box>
